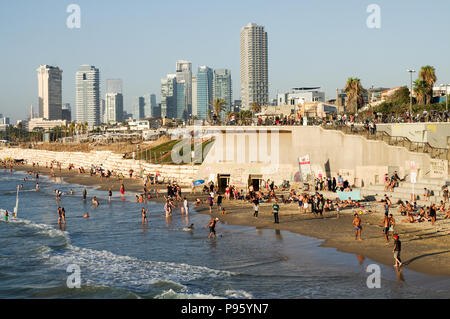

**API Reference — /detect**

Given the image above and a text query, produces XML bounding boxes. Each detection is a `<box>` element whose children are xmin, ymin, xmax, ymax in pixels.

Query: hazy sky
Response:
<box><xmin>1</xmin><ymin>0</ymin><xmax>450</xmax><ymax>122</ymax></box>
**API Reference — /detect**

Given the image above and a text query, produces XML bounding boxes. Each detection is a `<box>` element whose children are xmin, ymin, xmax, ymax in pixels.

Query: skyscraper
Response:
<box><xmin>36</xmin><ymin>65</ymin><xmax>63</xmax><ymax>120</ymax></box>
<box><xmin>192</xmin><ymin>75</ymin><xmax>198</xmax><ymax>117</ymax></box>
<box><xmin>176</xmin><ymin>81</ymin><xmax>186</xmax><ymax>119</ymax></box>
<box><xmin>176</xmin><ymin>60</ymin><xmax>192</xmax><ymax>117</ymax></box>
<box><xmin>161</xmin><ymin>74</ymin><xmax>177</xmax><ymax>119</ymax></box>
<box><xmin>143</xmin><ymin>94</ymin><xmax>159</xmax><ymax>118</ymax></box>
<box><xmin>213</xmin><ymin>69</ymin><xmax>232</xmax><ymax>114</ymax></box>
<box><xmin>134</xmin><ymin>96</ymin><xmax>145</xmax><ymax>120</ymax></box>
<box><xmin>76</xmin><ymin>65</ymin><xmax>100</xmax><ymax>126</ymax></box>
<box><xmin>104</xmin><ymin>93</ymin><xmax>124</xmax><ymax>124</ymax></box>
<box><xmin>240</xmin><ymin>23</ymin><xmax>268</xmax><ymax>109</ymax></box>
<box><xmin>106</xmin><ymin>79</ymin><xmax>123</xmax><ymax>94</ymax></box>
<box><xmin>196</xmin><ymin>66</ymin><xmax>213</xmax><ymax>120</ymax></box>
<box><xmin>62</xmin><ymin>103</ymin><xmax>72</xmax><ymax>122</ymax></box>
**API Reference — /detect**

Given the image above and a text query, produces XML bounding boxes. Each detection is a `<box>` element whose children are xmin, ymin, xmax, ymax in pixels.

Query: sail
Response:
<box><xmin>13</xmin><ymin>185</ymin><xmax>19</xmax><ymax>217</ymax></box>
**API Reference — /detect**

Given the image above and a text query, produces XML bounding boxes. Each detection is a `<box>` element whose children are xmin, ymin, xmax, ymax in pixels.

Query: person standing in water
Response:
<box><xmin>36</xmin><ymin>183</ymin><xmax>39</xmax><ymax>192</ymax></box>
<box><xmin>207</xmin><ymin>218</ymin><xmax>219</xmax><ymax>239</ymax></box>
<box><xmin>183</xmin><ymin>197</ymin><xmax>189</xmax><ymax>215</ymax></box>
<box><xmin>83</xmin><ymin>188</ymin><xmax>87</xmax><ymax>200</ymax></box>
<box><xmin>141</xmin><ymin>208</ymin><xmax>148</xmax><ymax>225</ymax></box>
<box><xmin>120</xmin><ymin>183</ymin><xmax>125</xmax><ymax>198</ymax></box>
<box><xmin>4</xmin><ymin>210</ymin><xmax>9</xmax><ymax>222</ymax></box>
<box><xmin>57</xmin><ymin>207</ymin><xmax>66</xmax><ymax>225</ymax></box>
<box><xmin>108</xmin><ymin>188</ymin><xmax>112</xmax><ymax>201</ymax></box>
<box><xmin>272</xmin><ymin>200</ymin><xmax>280</xmax><ymax>224</ymax></box>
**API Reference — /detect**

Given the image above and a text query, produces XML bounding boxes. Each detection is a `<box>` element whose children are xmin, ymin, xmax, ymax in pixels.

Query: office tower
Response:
<box><xmin>213</xmin><ymin>69</ymin><xmax>232</xmax><ymax>114</ymax></box>
<box><xmin>36</xmin><ymin>65</ymin><xmax>63</xmax><ymax>120</ymax></box>
<box><xmin>105</xmin><ymin>93</ymin><xmax>124</xmax><ymax>124</ymax></box>
<box><xmin>240</xmin><ymin>23</ymin><xmax>268</xmax><ymax>109</ymax></box>
<box><xmin>61</xmin><ymin>103</ymin><xmax>72</xmax><ymax>122</ymax></box>
<box><xmin>134</xmin><ymin>96</ymin><xmax>145</xmax><ymax>120</ymax></box>
<box><xmin>176</xmin><ymin>60</ymin><xmax>192</xmax><ymax>117</ymax></box>
<box><xmin>196</xmin><ymin>66</ymin><xmax>213</xmax><ymax>120</ymax></box>
<box><xmin>76</xmin><ymin>65</ymin><xmax>100</xmax><ymax>126</ymax></box>
<box><xmin>176</xmin><ymin>81</ymin><xmax>186</xmax><ymax>119</ymax></box>
<box><xmin>150</xmin><ymin>94</ymin><xmax>160</xmax><ymax>117</ymax></box>
<box><xmin>192</xmin><ymin>75</ymin><xmax>198</xmax><ymax>117</ymax></box>
<box><xmin>106</xmin><ymin>79</ymin><xmax>123</xmax><ymax>94</ymax></box>
<box><xmin>161</xmin><ymin>74</ymin><xmax>177</xmax><ymax>119</ymax></box>
<box><xmin>100</xmin><ymin>99</ymin><xmax>106</xmax><ymax>123</ymax></box>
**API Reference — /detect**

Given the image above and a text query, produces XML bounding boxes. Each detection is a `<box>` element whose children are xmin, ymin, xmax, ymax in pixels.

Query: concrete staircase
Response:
<box><xmin>361</xmin><ymin>178</ymin><xmax>448</xmax><ymax>205</ymax></box>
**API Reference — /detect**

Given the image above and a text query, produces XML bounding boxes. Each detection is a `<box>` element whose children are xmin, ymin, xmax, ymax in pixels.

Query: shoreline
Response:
<box><xmin>9</xmin><ymin>163</ymin><xmax>450</xmax><ymax>278</ymax></box>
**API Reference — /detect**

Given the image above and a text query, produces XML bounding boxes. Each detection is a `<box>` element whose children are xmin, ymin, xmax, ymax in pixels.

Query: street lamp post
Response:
<box><xmin>407</xmin><ymin>69</ymin><xmax>416</xmax><ymax>116</ymax></box>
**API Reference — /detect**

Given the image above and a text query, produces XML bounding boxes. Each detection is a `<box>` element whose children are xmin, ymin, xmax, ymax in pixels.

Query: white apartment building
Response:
<box><xmin>36</xmin><ymin>65</ymin><xmax>63</xmax><ymax>120</ymax></box>
<box><xmin>76</xmin><ymin>65</ymin><xmax>100</xmax><ymax>127</ymax></box>
<box><xmin>240</xmin><ymin>23</ymin><xmax>268</xmax><ymax>109</ymax></box>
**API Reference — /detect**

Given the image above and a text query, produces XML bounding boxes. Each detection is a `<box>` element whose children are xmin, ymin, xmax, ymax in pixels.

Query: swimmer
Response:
<box><xmin>83</xmin><ymin>212</ymin><xmax>89</xmax><ymax>218</ymax></box>
<box><xmin>4</xmin><ymin>210</ymin><xmax>9</xmax><ymax>222</ymax></box>
<box><xmin>183</xmin><ymin>223</ymin><xmax>194</xmax><ymax>232</ymax></box>
<box><xmin>92</xmin><ymin>196</ymin><xmax>99</xmax><ymax>207</ymax></box>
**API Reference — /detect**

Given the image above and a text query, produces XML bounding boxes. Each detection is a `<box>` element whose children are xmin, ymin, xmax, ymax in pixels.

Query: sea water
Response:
<box><xmin>0</xmin><ymin>169</ymin><xmax>449</xmax><ymax>299</ymax></box>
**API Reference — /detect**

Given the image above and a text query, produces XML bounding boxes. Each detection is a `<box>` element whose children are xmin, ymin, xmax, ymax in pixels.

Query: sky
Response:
<box><xmin>1</xmin><ymin>0</ymin><xmax>450</xmax><ymax>123</ymax></box>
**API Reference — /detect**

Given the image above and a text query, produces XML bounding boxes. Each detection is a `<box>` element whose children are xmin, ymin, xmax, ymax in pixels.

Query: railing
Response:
<box><xmin>322</xmin><ymin>124</ymin><xmax>450</xmax><ymax>161</ymax></box>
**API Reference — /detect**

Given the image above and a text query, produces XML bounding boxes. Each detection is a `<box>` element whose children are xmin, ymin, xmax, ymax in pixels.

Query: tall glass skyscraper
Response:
<box><xmin>105</xmin><ymin>93</ymin><xmax>124</xmax><ymax>124</ymax></box>
<box><xmin>161</xmin><ymin>74</ymin><xmax>177</xmax><ymax>119</ymax></box>
<box><xmin>213</xmin><ymin>69</ymin><xmax>232</xmax><ymax>115</ymax></box>
<box><xmin>134</xmin><ymin>96</ymin><xmax>145</xmax><ymax>120</ymax></box>
<box><xmin>176</xmin><ymin>81</ymin><xmax>186</xmax><ymax>119</ymax></box>
<box><xmin>176</xmin><ymin>60</ymin><xmax>192</xmax><ymax>117</ymax></box>
<box><xmin>76</xmin><ymin>65</ymin><xmax>100</xmax><ymax>127</ymax></box>
<box><xmin>196</xmin><ymin>66</ymin><xmax>213</xmax><ymax>120</ymax></box>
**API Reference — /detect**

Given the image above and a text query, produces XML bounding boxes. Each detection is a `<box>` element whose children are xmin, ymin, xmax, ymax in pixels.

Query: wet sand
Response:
<box><xmin>12</xmin><ymin>163</ymin><xmax>450</xmax><ymax>277</ymax></box>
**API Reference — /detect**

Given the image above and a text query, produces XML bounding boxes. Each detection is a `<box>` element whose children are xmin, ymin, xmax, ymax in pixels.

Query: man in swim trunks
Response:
<box><xmin>380</xmin><ymin>213</ymin><xmax>390</xmax><ymax>244</ymax></box>
<box><xmin>352</xmin><ymin>213</ymin><xmax>362</xmax><ymax>240</ymax></box>
<box><xmin>207</xmin><ymin>218</ymin><xmax>219</xmax><ymax>239</ymax></box>
<box><xmin>393</xmin><ymin>234</ymin><xmax>402</xmax><ymax>268</ymax></box>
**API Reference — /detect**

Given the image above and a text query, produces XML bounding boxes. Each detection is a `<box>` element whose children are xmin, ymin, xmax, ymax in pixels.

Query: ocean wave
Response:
<box><xmin>224</xmin><ymin>289</ymin><xmax>253</xmax><ymax>299</ymax></box>
<box><xmin>154</xmin><ymin>289</ymin><xmax>224</xmax><ymax>299</ymax></box>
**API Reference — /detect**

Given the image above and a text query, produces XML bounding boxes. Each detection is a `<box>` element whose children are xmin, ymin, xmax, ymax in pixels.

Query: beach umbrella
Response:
<box><xmin>193</xmin><ymin>180</ymin><xmax>205</xmax><ymax>186</ymax></box>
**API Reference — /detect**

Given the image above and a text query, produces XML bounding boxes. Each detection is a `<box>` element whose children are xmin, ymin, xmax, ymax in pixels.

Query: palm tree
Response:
<box><xmin>250</xmin><ymin>102</ymin><xmax>261</xmax><ymax>116</ymax></box>
<box><xmin>344</xmin><ymin>77</ymin><xmax>364</xmax><ymax>113</ymax></box>
<box><xmin>211</xmin><ymin>98</ymin><xmax>226</xmax><ymax>124</ymax></box>
<box><xmin>419</xmin><ymin>65</ymin><xmax>436</xmax><ymax>104</ymax></box>
<box><xmin>414</xmin><ymin>79</ymin><xmax>428</xmax><ymax>105</ymax></box>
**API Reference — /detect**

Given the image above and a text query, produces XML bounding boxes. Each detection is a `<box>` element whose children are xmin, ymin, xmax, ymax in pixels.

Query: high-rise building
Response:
<box><xmin>192</xmin><ymin>75</ymin><xmax>198</xmax><ymax>117</ymax></box>
<box><xmin>76</xmin><ymin>65</ymin><xmax>100</xmax><ymax>126</ymax></box>
<box><xmin>100</xmin><ymin>99</ymin><xmax>106</xmax><ymax>123</ymax></box>
<box><xmin>161</xmin><ymin>74</ymin><xmax>177</xmax><ymax>119</ymax></box>
<box><xmin>134</xmin><ymin>96</ymin><xmax>145</xmax><ymax>120</ymax></box>
<box><xmin>143</xmin><ymin>94</ymin><xmax>160</xmax><ymax>118</ymax></box>
<box><xmin>176</xmin><ymin>60</ymin><xmax>192</xmax><ymax>117</ymax></box>
<box><xmin>176</xmin><ymin>81</ymin><xmax>186</xmax><ymax>119</ymax></box>
<box><xmin>240</xmin><ymin>23</ymin><xmax>268</xmax><ymax>109</ymax></box>
<box><xmin>104</xmin><ymin>93</ymin><xmax>124</xmax><ymax>124</ymax></box>
<box><xmin>213</xmin><ymin>69</ymin><xmax>232</xmax><ymax>115</ymax></box>
<box><xmin>106</xmin><ymin>79</ymin><xmax>123</xmax><ymax>94</ymax></box>
<box><xmin>62</xmin><ymin>103</ymin><xmax>72</xmax><ymax>122</ymax></box>
<box><xmin>196</xmin><ymin>66</ymin><xmax>213</xmax><ymax>120</ymax></box>
<box><xmin>36</xmin><ymin>65</ymin><xmax>63</xmax><ymax>120</ymax></box>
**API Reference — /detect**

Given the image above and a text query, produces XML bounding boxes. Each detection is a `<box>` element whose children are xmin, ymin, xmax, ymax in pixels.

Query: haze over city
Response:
<box><xmin>1</xmin><ymin>0</ymin><xmax>450</xmax><ymax>123</ymax></box>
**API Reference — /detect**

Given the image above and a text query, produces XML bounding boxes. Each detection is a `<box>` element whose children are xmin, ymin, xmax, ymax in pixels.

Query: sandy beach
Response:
<box><xmin>11</xmin><ymin>163</ymin><xmax>450</xmax><ymax>277</ymax></box>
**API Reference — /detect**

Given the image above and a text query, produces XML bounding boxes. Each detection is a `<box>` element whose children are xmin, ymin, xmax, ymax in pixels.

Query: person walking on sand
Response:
<box><xmin>206</xmin><ymin>218</ymin><xmax>219</xmax><ymax>239</ymax></box>
<box><xmin>272</xmin><ymin>200</ymin><xmax>280</xmax><ymax>224</ymax></box>
<box><xmin>393</xmin><ymin>234</ymin><xmax>402</xmax><ymax>268</ymax></box>
<box><xmin>141</xmin><ymin>208</ymin><xmax>148</xmax><ymax>225</ymax></box>
<box><xmin>252</xmin><ymin>196</ymin><xmax>260</xmax><ymax>218</ymax></box>
<box><xmin>380</xmin><ymin>213</ymin><xmax>390</xmax><ymax>244</ymax></box>
<box><xmin>352</xmin><ymin>213</ymin><xmax>362</xmax><ymax>240</ymax></box>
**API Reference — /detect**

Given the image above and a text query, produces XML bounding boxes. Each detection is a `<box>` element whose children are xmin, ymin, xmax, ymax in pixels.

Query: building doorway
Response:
<box><xmin>248</xmin><ymin>174</ymin><xmax>263</xmax><ymax>191</ymax></box>
<box><xmin>217</xmin><ymin>174</ymin><xmax>230</xmax><ymax>192</ymax></box>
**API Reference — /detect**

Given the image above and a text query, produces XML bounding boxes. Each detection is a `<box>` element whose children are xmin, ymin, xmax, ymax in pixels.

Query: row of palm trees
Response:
<box><xmin>344</xmin><ymin>65</ymin><xmax>438</xmax><ymax>113</ymax></box>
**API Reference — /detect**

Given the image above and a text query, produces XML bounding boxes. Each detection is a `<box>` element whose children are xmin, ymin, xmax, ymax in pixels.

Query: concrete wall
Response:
<box><xmin>376</xmin><ymin>122</ymin><xmax>450</xmax><ymax>149</ymax></box>
<box><xmin>195</xmin><ymin>126</ymin><xmax>448</xmax><ymax>188</ymax></box>
<box><xmin>0</xmin><ymin>147</ymin><xmax>198</xmax><ymax>185</ymax></box>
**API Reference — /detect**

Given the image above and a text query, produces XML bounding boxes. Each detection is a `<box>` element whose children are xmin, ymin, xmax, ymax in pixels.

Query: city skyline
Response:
<box><xmin>1</xmin><ymin>0</ymin><xmax>450</xmax><ymax>122</ymax></box>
